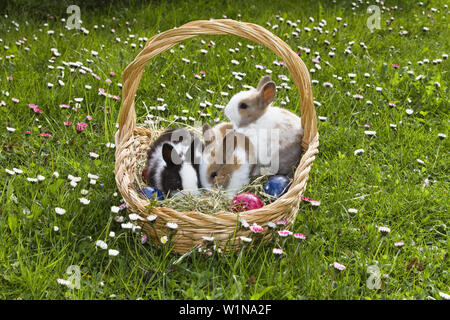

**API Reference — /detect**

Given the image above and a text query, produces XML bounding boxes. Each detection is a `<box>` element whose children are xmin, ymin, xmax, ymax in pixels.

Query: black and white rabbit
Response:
<box><xmin>143</xmin><ymin>128</ymin><xmax>203</xmax><ymax>197</ymax></box>
<box><xmin>224</xmin><ymin>75</ymin><xmax>304</xmax><ymax>176</ymax></box>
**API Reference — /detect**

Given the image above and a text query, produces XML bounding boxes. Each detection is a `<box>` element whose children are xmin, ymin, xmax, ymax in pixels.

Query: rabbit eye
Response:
<box><xmin>239</xmin><ymin>103</ymin><xmax>248</xmax><ymax>110</ymax></box>
<box><xmin>210</xmin><ymin>172</ymin><xmax>218</xmax><ymax>179</ymax></box>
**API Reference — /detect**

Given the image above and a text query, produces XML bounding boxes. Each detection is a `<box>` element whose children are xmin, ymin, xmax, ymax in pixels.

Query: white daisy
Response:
<box><xmin>108</xmin><ymin>249</ymin><xmax>119</xmax><ymax>256</ymax></box>
<box><xmin>166</xmin><ymin>222</ymin><xmax>178</xmax><ymax>230</ymax></box>
<box><xmin>55</xmin><ymin>207</ymin><xmax>66</xmax><ymax>215</ymax></box>
<box><xmin>79</xmin><ymin>198</ymin><xmax>90</xmax><ymax>205</ymax></box>
<box><xmin>95</xmin><ymin>240</ymin><xmax>108</xmax><ymax>250</ymax></box>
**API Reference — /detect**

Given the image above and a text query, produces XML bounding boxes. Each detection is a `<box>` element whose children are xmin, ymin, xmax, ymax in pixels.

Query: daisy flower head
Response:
<box><xmin>276</xmin><ymin>219</ymin><xmax>287</xmax><ymax>227</ymax></box>
<box><xmin>95</xmin><ymin>240</ymin><xmax>108</xmax><ymax>250</ymax></box>
<box><xmin>108</xmin><ymin>249</ymin><xmax>119</xmax><ymax>256</ymax></box>
<box><xmin>294</xmin><ymin>233</ymin><xmax>306</xmax><ymax>240</ymax></box>
<box><xmin>166</xmin><ymin>222</ymin><xmax>178</xmax><ymax>230</ymax></box>
<box><xmin>250</xmin><ymin>224</ymin><xmax>263</xmax><ymax>233</ymax></box>
<box><xmin>333</xmin><ymin>262</ymin><xmax>346</xmax><ymax>272</ymax></box>
<box><xmin>55</xmin><ymin>207</ymin><xmax>66</xmax><ymax>215</ymax></box>
<box><xmin>273</xmin><ymin>248</ymin><xmax>283</xmax><ymax>255</ymax></box>
<box><xmin>267</xmin><ymin>222</ymin><xmax>277</xmax><ymax>229</ymax></box>
<box><xmin>160</xmin><ymin>235</ymin><xmax>168</xmax><ymax>244</ymax></box>
<box><xmin>57</xmin><ymin>279</ymin><xmax>71</xmax><ymax>287</ymax></box>
<box><xmin>278</xmin><ymin>230</ymin><xmax>293</xmax><ymax>237</ymax></box>
<box><xmin>111</xmin><ymin>206</ymin><xmax>120</xmax><ymax>213</ymax></box>
<box><xmin>79</xmin><ymin>197</ymin><xmax>90</xmax><ymax>205</ymax></box>
<box><xmin>439</xmin><ymin>292</ymin><xmax>450</xmax><ymax>300</ymax></box>
<box><xmin>378</xmin><ymin>226</ymin><xmax>391</xmax><ymax>236</ymax></box>
<box><xmin>394</xmin><ymin>241</ymin><xmax>404</xmax><ymax>247</ymax></box>
<box><xmin>239</xmin><ymin>218</ymin><xmax>250</xmax><ymax>228</ymax></box>
<box><xmin>239</xmin><ymin>236</ymin><xmax>252</xmax><ymax>243</ymax></box>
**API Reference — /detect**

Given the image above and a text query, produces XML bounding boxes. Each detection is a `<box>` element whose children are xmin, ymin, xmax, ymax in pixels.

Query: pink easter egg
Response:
<box><xmin>232</xmin><ymin>192</ymin><xmax>263</xmax><ymax>212</ymax></box>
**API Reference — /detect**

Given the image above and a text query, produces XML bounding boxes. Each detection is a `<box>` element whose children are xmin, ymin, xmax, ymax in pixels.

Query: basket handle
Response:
<box><xmin>116</xmin><ymin>19</ymin><xmax>317</xmax><ymax>152</ymax></box>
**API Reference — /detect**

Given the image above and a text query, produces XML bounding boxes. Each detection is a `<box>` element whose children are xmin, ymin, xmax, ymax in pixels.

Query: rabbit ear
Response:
<box><xmin>202</xmin><ymin>123</ymin><xmax>214</xmax><ymax>145</ymax></box>
<box><xmin>257</xmin><ymin>75</ymin><xmax>273</xmax><ymax>91</ymax></box>
<box><xmin>221</xmin><ymin>132</ymin><xmax>238</xmax><ymax>164</ymax></box>
<box><xmin>162</xmin><ymin>143</ymin><xmax>181</xmax><ymax>166</ymax></box>
<box><xmin>259</xmin><ymin>81</ymin><xmax>276</xmax><ymax>108</ymax></box>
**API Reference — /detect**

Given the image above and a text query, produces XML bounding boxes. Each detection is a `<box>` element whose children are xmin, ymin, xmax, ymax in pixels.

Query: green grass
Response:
<box><xmin>0</xmin><ymin>0</ymin><xmax>448</xmax><ymax>300</ymax></box>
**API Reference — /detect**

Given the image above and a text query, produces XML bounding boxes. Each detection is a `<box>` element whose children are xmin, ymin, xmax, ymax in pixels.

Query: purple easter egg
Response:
<box><xmin>232</xmin><ymin>192</ymin><xmax>263</xmax><ymax>212</ymax></box>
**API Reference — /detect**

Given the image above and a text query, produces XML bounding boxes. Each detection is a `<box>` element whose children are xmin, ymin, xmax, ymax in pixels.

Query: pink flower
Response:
<box><xmin>392</xmin><ymin>64</ymin><xmax>400</xmax><ymax>68</ymax></box>
<box><xmin>25</xmin><ymin>131</ymin><xmax>31</xmax><ymax>135</ymax></box>
<box><xmin>12</xmin><ymin>98</ymin><xmax>20</xmax><ymax>103</ymax></box>
<box><xmin>86</xmin><ymin>115</ymin><xmax>93</xmax><ymax>121</ymax></box>
<box><xmin>64</xmin><ymin>122</ymin><xmax>72</xmax><ymax>126</ymax></box>
<box><xmin>76</xmin><ymin>122</ymin><xmax>88</xmax><ymax>131</ymax></box>
<box><xmin>250</xmin><ymin>224</ymin><xmax>263</xmax><ymax>233</ymax></box>
<box><xmin>276</xmin><ymin>219</ymin><xmax>287</xmax><ymax>226</ymax></box>
<box><xmin>8</xmin><ymin>76</ymin><xmax>13</xmax><ymax>81</ymax></box>
<box><xmin>59</xmin><ymin>104</ymin><xmax>70</xmax><ymax>109</ymax></box>
<box><xmin>40</xmin><ymin>132</ymin><xmax>51</xmax><ymax>137</ymax></box>
<box><xmin>300</xmin><ymin>195</ymin><xmax>321</xmax><ymax>206</ymax></box>
<box><xmin>333</xmin><ymin>262</ymin><xmax>346</xmax><ymax>271</ymax></box>
<box><xmin>29</xmin><ymin>104</ymin><xmax>38</xmax><ymax>109</ymax></box>
<box><xmin>278</xmin><ymin>230</ymin><xmax>293</xmax><ymax>237</ymax></box>
<box><xmin>33</xmin><ymin>108</ymin><xmax>43</xmax><ymax>114</ymax></box>
<box><xmin>109</xmin><ymin>72</ymin><xmax>116</xmax><ymax>77</ymax></box>
<box><xmin>389</xmin><ymin>102</ymin><xmax>396</xmax><ymax>107</ymax></box>
<box><xmin>294</xmin><ymin>233</ymin><xmax>306</xmax><ymax>239</ymax></box>
<box><xmin>200</xmin><ymin>70</ymin><xmax>206</xmax><ymax>75</ymax></box>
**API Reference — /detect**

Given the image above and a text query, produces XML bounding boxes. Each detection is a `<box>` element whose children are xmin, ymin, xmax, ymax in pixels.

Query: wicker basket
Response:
<box><xmin>114</xmin><ymin>19</ymin><xmax>319</xmax><ymax>254</ymax></box>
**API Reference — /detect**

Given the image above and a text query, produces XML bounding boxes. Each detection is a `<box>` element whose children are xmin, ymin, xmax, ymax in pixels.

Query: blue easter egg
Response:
<box><xmin>140</xmin><ymin>186</ymin><xmax>164</xmax><ymax>201</ymax></box>
<box><xmin>264</xmin><ymin>175</ymin><xmax>291</xmax><ymax>198</ymax></box>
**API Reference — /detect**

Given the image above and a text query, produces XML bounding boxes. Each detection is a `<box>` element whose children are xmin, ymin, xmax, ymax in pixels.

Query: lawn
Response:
<box><xmin>0</xmin><ymin>0</ymin><xmax>448</xmax><ymax>300</ymax></box>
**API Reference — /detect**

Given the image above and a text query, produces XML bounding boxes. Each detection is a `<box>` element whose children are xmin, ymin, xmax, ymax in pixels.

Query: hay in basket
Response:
<box><xmin>114</xmin><ymin>19</ymin><xmax>319</xmax><ymax>254</ymax></box>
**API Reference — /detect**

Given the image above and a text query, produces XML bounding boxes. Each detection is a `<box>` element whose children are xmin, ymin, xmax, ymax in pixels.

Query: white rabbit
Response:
<box><xmin>200</xmin><ymin>125</ymin><xmax>255</xmax><ymax>197</ymax></box>
<box><xmin>224</xmin><ymin>75</ymin><xmax>304</xmax><ymax>176</ymax></box>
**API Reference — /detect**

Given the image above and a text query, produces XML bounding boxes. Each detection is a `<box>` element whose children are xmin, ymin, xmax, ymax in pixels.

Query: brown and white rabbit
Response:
<box><xmin>200</xmin><ymin>125</ymin><xmax>255</xmax><ymax>197</ymax></box>
<box><xmin>224</xmin><ymin>75</ymin><xmax>304</xmax><ymax>176</ymax></box>
<box><xmin>143</xmin><ymin>128</ymin><xmax>203</xmax><ymax>197</ymax></box>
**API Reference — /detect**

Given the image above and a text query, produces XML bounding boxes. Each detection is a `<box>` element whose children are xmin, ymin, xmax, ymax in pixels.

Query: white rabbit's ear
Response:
<box><xmin>259</xmin><ymin>81</ymin><xmax>276</xmax><ymax>108</ymax></box>
<box><xmin>257</xmin><ymin>75</ymin><xmax>273</xmax><ymax>91</ymax></box>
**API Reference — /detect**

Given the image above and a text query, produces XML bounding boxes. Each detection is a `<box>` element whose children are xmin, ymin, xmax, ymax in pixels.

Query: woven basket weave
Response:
<box><xmin>114</xmin><ymin>19</ymin><xmax>319</xmax><ymax>254</ymax></box>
